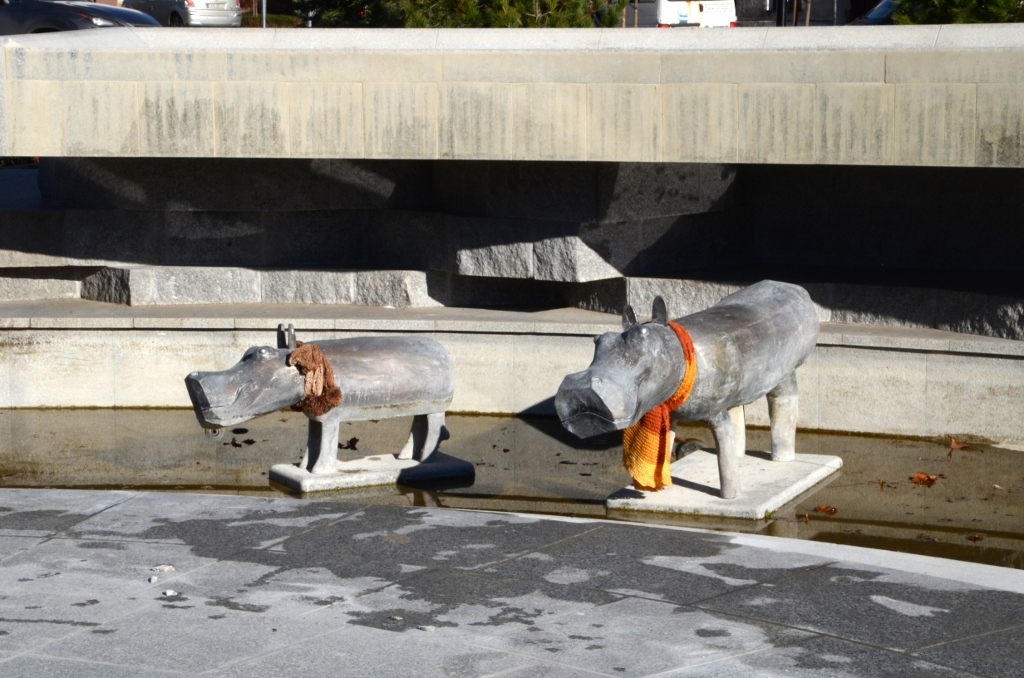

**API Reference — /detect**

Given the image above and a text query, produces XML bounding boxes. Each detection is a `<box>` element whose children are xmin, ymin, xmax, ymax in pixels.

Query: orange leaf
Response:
<box><xmin>813</xmin><ymin>505</ymin><xmax>838</xmax><ymax>516</ymax></box>
<box><xmin>948</xmin><ymin>436</ymin><xmax>968</xmax><ymax>450</ymax></box>
<box><xmin>965</xmin><ymin>534</ymin><xmax>983</xmax><ymax>543</ymax></box>
<box><xmin>909</xmin><ymin>472</ymin><xmax>939</xmax><ymax>487</ymax></box>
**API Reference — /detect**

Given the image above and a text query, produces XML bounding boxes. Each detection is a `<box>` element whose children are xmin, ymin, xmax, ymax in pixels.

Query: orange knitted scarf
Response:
<box><xmin>621</xmin><ymin>322</ymin><xmax>697</xmax><ymax>492</ymax></box>
<box><xmin>287</xmin><ymin>341</ymin><xmax>342</xmax><ymax>418</ymax></box>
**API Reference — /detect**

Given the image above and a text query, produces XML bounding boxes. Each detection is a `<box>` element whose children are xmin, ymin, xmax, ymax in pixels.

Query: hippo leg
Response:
<box><xmin>300</xmin><ymin>415</ymin><xmax>341</xmax><ymax>475</ymax></box>
<box><xmin>398</xmin><ymin>412</ymin><xmax>446</xmax><ymax>462</ymax></box>
<box><xmin>767</xmin><ymin>372</ymin><xmax>798</xmax><ymax>462</ymax></box>
<box><xmin>710</xmin><ymin>406</ymin><xmax>746</xmax><ymax>499</ymax></box>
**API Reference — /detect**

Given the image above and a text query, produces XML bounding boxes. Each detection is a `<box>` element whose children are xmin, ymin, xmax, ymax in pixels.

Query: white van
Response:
<box><xmin>656</xmin><ymin>0</ymin><xmax>737</xmax><ymax>26</ymax></box>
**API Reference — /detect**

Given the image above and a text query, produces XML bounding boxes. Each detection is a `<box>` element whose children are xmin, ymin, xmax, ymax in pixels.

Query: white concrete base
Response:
<box><xmin>606</xmin><ymin>451</ymin><xmax>842</xmax><ymax>520</ymax></box>
<box><xmin>269</xmin><ymin>451</ymin><xmax>475</xmax><ymax>493</ymax></box>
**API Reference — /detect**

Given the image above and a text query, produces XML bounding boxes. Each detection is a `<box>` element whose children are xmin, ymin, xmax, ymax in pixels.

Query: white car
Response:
<box><xmin>656</xmin><ymin>0</ymin><xmax>736</xmax><ymax>26</ymax></box>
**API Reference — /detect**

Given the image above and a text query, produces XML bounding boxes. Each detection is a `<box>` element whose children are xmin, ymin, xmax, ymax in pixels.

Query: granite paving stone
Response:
<box><xmin>0</xmin><ymin>654</ymin><xmax>185</xmax><ymax>677</ymax></box>
<box><xmin>334</xmin><ymin>566</ymin><xmax>623</xmax><ymax>638</ymax></box>
<box><xmin>0</xmin><ymin>540</ymin><xmax>214</xmax><ymax>654</ymax></box>
<box><xmin>149</xmin><ymin>548</ymin><xmax>429</xmax><ymax>620</ymax></box>
<box><xmin>210</xmin><ymin>623</ymin><xmax>534</xmax><ymax>678</ymax></box>
<box><xmin>699</xmin><ymin>562</ymin><xmax>1024</xmax><ymax>652</ymax></box>
<box><xmin>488</xmin><ymin>523</ymin><xmax>833</xmax><ymax>606</ymax></box>
<box><xmin>449</xmin><ymin>596</ymin><xmax>815</xmax><ymax>678</ymax></box>
<box><xmin>663</xmin><ymin>634</ymin><xmax>974</xmax><ymax>677</ymax></box>
<box><xmin>1</xmin><ymin>489</ymin><xmax>1022</xmax><ymax>678</ymax></box>
<box><xmin>915</xmin><ymin>625</ymin><xmax>1024</xmax><ymax>678</ymax></box>
<box><xmin>36</xmin><ymin>594</ymin><xmax>352</xmax><ymax>674</ymax></box>
<box><xmin>479</xmin><ymin>664</ymin><xmax>613</xmax><ymax>677</ymax></box>
<box><xmin>276</xmin><ymin>505</ymin><xmax>604</xmax><ymax>570</ymax></box>
<box><xmin>0</xmin><ymin>490</ymin><xmax>137</xmax><ymax>537</ymax></box>
<box><xmin>65</xmin><ymin>492</ymin><xmax>365</xmax><ymax>556</ymax></box>
<box><xmin>0</xmin><ymin>536</ymin><xmax>49</xmax><ymax>563</ymax></box>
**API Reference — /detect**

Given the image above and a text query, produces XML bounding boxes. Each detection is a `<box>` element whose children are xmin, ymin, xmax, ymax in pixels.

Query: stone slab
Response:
<box><xmin>269</xmin><ymin>451</ymin><xmax>475</xmax><ymax>493</ymax></box>
<box><xmin>606</xmin><ymin>452</ymin><xmax>843</xmax><ymax>519</ymax></box>
<box><xmin>3</xmin><ymin>487</ymin><xmax>1022</xmax><ymax>678</ymax></box>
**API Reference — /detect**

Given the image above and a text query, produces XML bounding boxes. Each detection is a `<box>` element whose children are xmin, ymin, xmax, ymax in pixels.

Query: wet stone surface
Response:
<box><xmin>0</xmin><ymin>409</ymin><xmax>1022</xmax><ymax>570</ymax></box>
<box><xmin>1</xmin><ymin>489</ymin><xmax>1022</xmax><ymax>677</ymax></box>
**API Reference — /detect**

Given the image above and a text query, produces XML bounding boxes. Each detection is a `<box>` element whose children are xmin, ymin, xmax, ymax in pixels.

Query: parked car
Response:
<box><xmin>850</xmin><ymin>0</ymin><xmax>898</xmax><ymax>23</ymax></box>
<box><xmin>656</xmin><ymin>0</ymin><xmax>736</xmax><ymax>26</ymax></box>
<box><xmin>0</xmin><ymin>0</ymin><xmax>160</xmax><ymax>35</ymax></box>
<box><xmin>121</xmin><ymin>0</ymin><xmax>190</xmax><ymax>25</ymax></box>
<box><xmin>183</xmin><ymin>0</ymin><xmax>241</xmax><ymax>26</ymax></box>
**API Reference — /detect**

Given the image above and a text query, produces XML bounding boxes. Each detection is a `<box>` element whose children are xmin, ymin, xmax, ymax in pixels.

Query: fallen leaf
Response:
<box><xmin>965</xmin><ymin>534</ymin><xmax>983</xmax><ymax>543</ymax></box>
<box><xmin>909</xmin><ymin>472</ymin><xmax>939</xmax><ymax>487</ymax></box>
<box><xmin>994</xmin><ymin>485</ymin><xmax>1005</xmax><ymax>490</ymax></box>
<box><xmin>243</xmin><ymin>439</ymin><xmax>256</xmax><ymax>446</ymax></box>
<box><xmin>232</xmin><ymin>428</ymin><xmax>249</xmax><ymax>435</ymax></box>
<box><xmin>337</xmin><ymin>437</ymin><xmax>359</xmax><ymax>451</ymax></box>
<box><xmin>875</xmin><ymin>478</ymin><xmax>886</xmax><ymax>492</ymax></box>
<box><xmin>813</xmin><ymin>505</ymin><xmax>838</xmax><ymax>516</ymax></box>
<box><xmin>230</xmin><ymin>437</ymin><xmax>242</xmax><ymax>448</ymax></box>
<box><xmin>916</xmin><ymin>534</ymin><xmax>939</xmax><ymax>542</ymax></box>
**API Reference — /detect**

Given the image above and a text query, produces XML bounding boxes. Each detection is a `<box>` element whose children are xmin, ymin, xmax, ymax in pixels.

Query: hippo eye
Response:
<box><xmin>638</xmin><ymin>326</ymin><xmax>649</xmax><ymax>338</ymax></box>
<box><xmin>256</xmin><ymin>347</ymin><xmax>275</xmax><ymax>361</ymax></box>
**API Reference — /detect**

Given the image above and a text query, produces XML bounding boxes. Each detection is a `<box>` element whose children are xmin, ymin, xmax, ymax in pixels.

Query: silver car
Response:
<box><xmin>184</xmin><ymin>0</ymin><xmax>241</xmax><ymax>26</ymax></box>
<box><xmin>123</xmin><ymin>0</ymin><xmax>240</xmax><ymax>26</ymax></box>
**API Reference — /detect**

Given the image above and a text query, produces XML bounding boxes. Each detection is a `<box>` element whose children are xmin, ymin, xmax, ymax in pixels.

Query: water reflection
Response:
<box><xmin>0</xmin><ymin>409</ymin><xmax>1020</xmax><ymax>569</ymax></box>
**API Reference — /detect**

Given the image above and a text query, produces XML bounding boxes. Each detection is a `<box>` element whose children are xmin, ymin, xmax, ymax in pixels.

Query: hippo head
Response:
<box><xmin>185</xmin><ymin>345</ymin><xmax>305</xmax><ymax>429</ymax></box>
<box><xmin>555</xmin><ymin>297</ymin><xmax>685</xmax><ymax>438</ymax></box>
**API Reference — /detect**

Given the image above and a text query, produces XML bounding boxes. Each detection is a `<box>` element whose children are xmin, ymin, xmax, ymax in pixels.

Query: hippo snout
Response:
<box><xmin>185</xmin><ymin>362</ymin><xmax>304</xmax><ymax>429</ymax></box>
<box><xmin>555</xmin><ymin>370</ymin><xmax>638</xmax><ymax>438</ymax></box>
<box><xmin>185</xmin><ymin>370</ymin><xmax>247</xmax><ymax>429</ymax></box>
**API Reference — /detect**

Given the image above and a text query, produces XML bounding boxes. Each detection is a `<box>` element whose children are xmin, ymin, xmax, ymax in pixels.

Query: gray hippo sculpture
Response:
<box><xmin>555</xmin><ymin>280</ymin><xmax>819</xmax><ymax>499</ymax></box>
<box><xmin>186</xmin><ymin>325</ymin><xmax>454</xmax><ymax>476</ymax></box>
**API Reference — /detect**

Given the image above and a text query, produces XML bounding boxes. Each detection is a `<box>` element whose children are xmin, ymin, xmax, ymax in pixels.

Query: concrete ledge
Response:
<box><xmin>269</xmin><ymin>452</ymin><xmax>475</xmax><ymax>493</ymax></box>
<box><xmin>0</xmin><ymin>301</ymin><xmax>1022</xmax><ymax>442</ymax></box>
<box><xmin>4</xmin><ymin>27</ymin><xmax>1024</xmax><ymax>166</ymax></box>
<box><xmin>606</xmin><ymin>452</ymin><xmax>843</xmax><ymax>519</ymax></box>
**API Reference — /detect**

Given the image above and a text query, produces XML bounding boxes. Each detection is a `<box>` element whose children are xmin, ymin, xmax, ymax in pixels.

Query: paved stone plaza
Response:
<box><xmin>1</xmin><ymin>488</ymin><xmax>1022</xmax><ymax>677</ymax></box>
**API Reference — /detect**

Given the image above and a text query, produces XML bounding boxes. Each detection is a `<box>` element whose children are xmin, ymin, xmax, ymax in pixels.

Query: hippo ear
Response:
<box><xmin>622</xmin><ymin>305</ymin><xmax>638</xmax><ymax>330</ymax></box>
<box><xmin>651</xmin><ymin>296</ymin><xmax>668</xmax><ymax>326</ymax></box>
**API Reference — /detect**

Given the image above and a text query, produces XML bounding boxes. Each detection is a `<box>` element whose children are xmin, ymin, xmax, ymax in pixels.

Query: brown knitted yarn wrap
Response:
<box><xmin>287</xmin><ymin>341</ymin><xmax>342</xmax><ymax>417</ymax></box>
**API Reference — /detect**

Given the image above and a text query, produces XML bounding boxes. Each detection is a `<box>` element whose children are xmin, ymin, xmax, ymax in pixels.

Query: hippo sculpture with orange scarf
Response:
<box><xmin>555</xmin><ymin>280</ymin><xmax>819</xmax><ymax>499</ymax></box>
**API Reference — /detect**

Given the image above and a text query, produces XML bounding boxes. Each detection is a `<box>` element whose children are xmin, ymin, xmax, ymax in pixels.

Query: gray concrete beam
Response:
<box><xmin>3</xmin><ymin>26</ymin><xmax>1024</xmax><ymax>166</ymax></box>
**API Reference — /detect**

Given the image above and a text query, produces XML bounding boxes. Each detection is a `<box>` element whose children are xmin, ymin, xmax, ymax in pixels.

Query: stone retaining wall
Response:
<box><xmin>0</xmin><ymin>310</ymin><xmax>1021</xmax><ymax>442</ymax></box>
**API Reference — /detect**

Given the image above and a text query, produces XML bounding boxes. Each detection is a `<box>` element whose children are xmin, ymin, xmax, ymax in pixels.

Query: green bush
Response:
<box><xmin>295</xmin><ymin>0</ymin><xmax>625</xmax><ymax>28</ymax></box>
<box><xmin>241</xmin><ymin>12</ymin><xmax>304</xmax><ymax>26</ymax></box>
<box><xmin>894</xmin><ymin>0</ymin><xmax>1024</xmax><ymax>23</ymax></box>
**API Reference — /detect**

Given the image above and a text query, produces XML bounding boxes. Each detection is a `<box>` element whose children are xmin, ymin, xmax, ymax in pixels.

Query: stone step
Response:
<box><xmin>16</xmin><ymin>266</ymin><xmax>1024</xmax><ymax>341</ymax></box>
<box><xmin>0</xmin><ymin>268</ymin><xmax>86</xmax><ymax>301</ymax></box>
<box><xmin>81</xmin><ymin>267</ymin><xmax>444</xmax><ymax>308</ymax></box>
<box><xmin>575</xmin><ymin>277</ymin><xmax>1024</xmax><ymax>343</ymax></box>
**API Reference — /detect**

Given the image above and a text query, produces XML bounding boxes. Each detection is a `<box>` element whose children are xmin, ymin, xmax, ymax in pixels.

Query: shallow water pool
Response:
<box><xmin>0</xmin><ymin>409</ymin><xmax>1020</xmax><ymax>569</ymax></box>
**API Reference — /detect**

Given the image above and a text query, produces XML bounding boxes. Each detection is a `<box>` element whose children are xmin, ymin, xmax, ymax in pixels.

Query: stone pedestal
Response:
<box><xmin>269</xmin><ymin>451</ymin><xmax>474</xmax><ymax>493</ymax></box>
<box><xmin>606</xmin><ymin>451</ymin><xmax>842</xmax><ymax>519</ymax></box>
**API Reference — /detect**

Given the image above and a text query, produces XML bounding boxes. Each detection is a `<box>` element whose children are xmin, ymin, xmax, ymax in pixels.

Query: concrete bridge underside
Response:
<box><xmin>2</xmin><ymin>25</ymin><xmax>1024</xmax><ymax>167</ymax></box>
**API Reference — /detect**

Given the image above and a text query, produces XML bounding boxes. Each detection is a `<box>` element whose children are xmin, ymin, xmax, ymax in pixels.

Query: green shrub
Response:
<box><xmin>296</xmin><ymin>0</ymin><xmax>624</xmax><ymax>28</ymax></box>
<box><xmin>241</xmin><ymin>12</ymin><xmax>304</xmax><ymax>26</ymax></box>
<box><xmin>894</xmin><ymin>0</ymin><xmax>1024</xmax><ymax>23</ymax></box>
